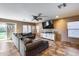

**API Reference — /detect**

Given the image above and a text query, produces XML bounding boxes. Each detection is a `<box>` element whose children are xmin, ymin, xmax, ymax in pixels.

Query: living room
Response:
<box><xmin>0</xmin><ymin>3</ymin><xmax>79</xmax><ymax>56</ymax></box>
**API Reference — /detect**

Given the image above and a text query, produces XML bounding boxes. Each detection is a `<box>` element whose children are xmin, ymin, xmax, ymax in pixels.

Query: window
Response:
<box><xmin>23</xmin><ymin>25</ymin><xmax>28</xmax><ymax>33</ymax></box>
<box><xmin>23</xmin><ymin>25</ymin><xmax>32</xmax><ymax>33</ymax></box>
<box><xmin>68</xmin><ymin>21</ymin><xmax>79</xmax><ymax>38</ymax></box>
<box><xmin>28</xmin><ymin>25</ymin><xmax>32</xmax><ymax>33</ymax></box>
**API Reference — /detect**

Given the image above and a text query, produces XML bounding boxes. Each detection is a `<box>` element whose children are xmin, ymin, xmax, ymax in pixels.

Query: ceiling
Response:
<box><xmin>0</xmin><ymin>3</ymin><xmax>79</xmax><ymax>23</ymax></box>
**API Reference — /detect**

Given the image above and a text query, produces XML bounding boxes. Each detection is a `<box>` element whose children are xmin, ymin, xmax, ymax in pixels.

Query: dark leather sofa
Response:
<box><xmin>25</xmin><ymin>40</ymin><xmax>48</xmax><ymax>56</ymax></box>
<box><xmin>12</xmin><ymin>33</ymin><xmax>49</xmax><ymax>56</ymax></box>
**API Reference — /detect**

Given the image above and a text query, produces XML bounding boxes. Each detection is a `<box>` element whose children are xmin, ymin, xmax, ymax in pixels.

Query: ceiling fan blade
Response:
<box><xmin>39</xmin><ymin>16</ymin><xmax>49</xmax><ymax>17</ymax></box>
<box><xmin>38</xmin><ymin>13</ymin><xmax>42</xmax><ymax>16</ymax></box>
<box><xmin>32</xmin><ymin>17</ymin><xmax>39</xmax><ymax>21</ymax></box>
<box><xmin>37</xmin><ymin>17</ymin><xmax>42</xmax><ymax>19</ymax></box>
<box><xmin>32</xmin><ymin>13</ymin><xmax>46</xmax><ymax>21</ymax></box>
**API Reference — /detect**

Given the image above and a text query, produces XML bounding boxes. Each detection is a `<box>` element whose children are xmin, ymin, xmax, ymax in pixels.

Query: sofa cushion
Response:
<box><xmin>24</xmin><ymin>38</ymin><xmax>32</xmax><ymax>45</ymax></box>
<box><xmin>26</xmin><ymin>40</ymin><xmax>43</xmax><ymax>51</ymax></box>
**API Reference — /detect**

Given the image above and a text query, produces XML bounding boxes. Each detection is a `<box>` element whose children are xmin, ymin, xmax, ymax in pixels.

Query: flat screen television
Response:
<box><xmin>42</xmin><ymin>20</ymin><xmax>54</xmax><ymax>29</ymax></box>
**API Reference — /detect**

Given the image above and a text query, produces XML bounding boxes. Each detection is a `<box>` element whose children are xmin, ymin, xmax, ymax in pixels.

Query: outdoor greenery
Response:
<box><xmin>0</xmin><ymin>25</ymin><xmax>7</xmax><ymax>39</ymax></box>
<box><xmin>0</xmin><ymin>32</ymin><xmax>6</xmax><ymax>39</ymax></box>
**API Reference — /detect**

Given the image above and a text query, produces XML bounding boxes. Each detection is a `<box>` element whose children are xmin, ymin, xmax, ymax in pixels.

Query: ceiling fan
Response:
<box><xmin>32</xmin><ymin>13</ymin><xmax>48</xmax><ymax>21</ymax></box>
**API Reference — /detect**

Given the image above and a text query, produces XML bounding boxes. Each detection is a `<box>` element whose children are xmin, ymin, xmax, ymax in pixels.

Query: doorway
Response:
<box><xmin>7</xmin><ymin>23</ymin><xmax>16</xmax><ymax>40</ymax></box>
<box><xmin>0</xmin><ymin>23</ymin><xmax>7</xmax><ymax>40</ymax></box>
<box><xmin>0</xmin><ymin>22</ymin><xmax>16</xmax><ymax>40</ymax></box>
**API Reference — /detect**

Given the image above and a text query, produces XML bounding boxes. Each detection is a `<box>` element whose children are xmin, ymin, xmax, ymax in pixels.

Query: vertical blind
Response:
<box><xmin>23</xmin><ymin>25</ymin><xmax>32</xmax><ymax>33</ymax></box>
<box><xmin>68</xmin><ymin>21</ymin><xmax>79</xmax><ymax>38</ymax></box>
<box><xmin>23</xmin><ymin>25</ymin><xmax>36</xmax><ymax>33</ymax></box>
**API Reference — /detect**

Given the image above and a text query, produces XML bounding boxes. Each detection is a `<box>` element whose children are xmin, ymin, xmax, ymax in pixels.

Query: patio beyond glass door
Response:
<box><xmin>0</xmin><ymin>23</ymin><xmax>7</xmax><ymax>40</ymax></box>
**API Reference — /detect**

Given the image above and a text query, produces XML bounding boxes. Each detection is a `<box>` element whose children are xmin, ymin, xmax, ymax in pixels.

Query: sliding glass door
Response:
<box><xmin>0</xmin><ymin>23</ymin><xmax>16</xmax><ymax>40</ymax></box>
<box><xmin>7</xmin><ymin>23</ymin><xmax>16</xmax><ymax>40</ymax></box>
<box><xmin>0</xmin><ymin>23</ymin><xmax>7</xmax><ymax>40</ymax></box>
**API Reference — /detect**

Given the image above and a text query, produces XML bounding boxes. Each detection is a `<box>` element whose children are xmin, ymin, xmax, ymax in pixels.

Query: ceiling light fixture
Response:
<box><xmin>55</xmin><ymin>16</ymin><xmax>59</xmax><ymax>18</ymax></box>
<box><xmin>58</xmin><ymin>3</ymin><xmax>66</xmax><ymax>9</ymax></box>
